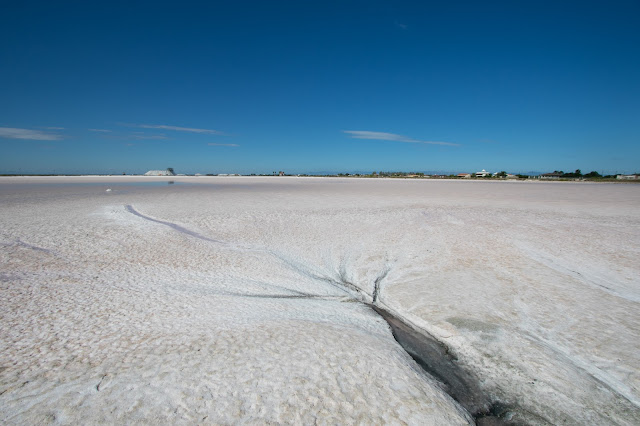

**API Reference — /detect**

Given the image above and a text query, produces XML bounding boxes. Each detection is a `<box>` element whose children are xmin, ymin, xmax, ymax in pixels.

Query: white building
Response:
<box><xmin>475</xmin><ymin>169</ymin><xmax>490</xmax><ymax>177</ymax></box>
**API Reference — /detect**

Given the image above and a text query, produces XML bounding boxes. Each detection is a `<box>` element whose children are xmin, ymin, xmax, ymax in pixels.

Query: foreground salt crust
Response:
<box><xmin>0</xmin><ymin>176</ymin><xmax>639</xmax><ymax>424</ymax></box>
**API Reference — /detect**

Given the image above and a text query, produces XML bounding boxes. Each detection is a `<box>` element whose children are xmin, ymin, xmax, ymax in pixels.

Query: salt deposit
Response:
<box><xmin>1</xmin><ymin>176</ymin><xmax>638</xmax><ymax>424</ymax></box>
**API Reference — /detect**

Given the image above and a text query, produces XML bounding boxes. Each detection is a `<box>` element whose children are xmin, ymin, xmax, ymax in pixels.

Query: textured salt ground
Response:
<box><xmin>1</xmin><ymin>176</ymin><xmax>639</xmax><ymax>424</ymax></box>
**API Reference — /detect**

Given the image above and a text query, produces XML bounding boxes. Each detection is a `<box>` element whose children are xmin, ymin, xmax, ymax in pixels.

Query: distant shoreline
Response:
<box><xmin>1</xmin><ymin>174</ymin><xmax>638</xmax><ymax>184</ymax></box>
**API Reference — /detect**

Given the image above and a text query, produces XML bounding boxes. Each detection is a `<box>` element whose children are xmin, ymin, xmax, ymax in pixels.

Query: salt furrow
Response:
<box><xmin>125</xmin><ymin>204</ymin><xmax>224</xmax><ymax>244</ymax></box>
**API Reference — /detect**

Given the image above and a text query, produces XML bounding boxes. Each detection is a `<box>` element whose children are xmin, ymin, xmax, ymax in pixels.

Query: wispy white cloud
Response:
<box><xmin>125</xmin><ymin>123</ymin><xmax>224</xmax><ymax>135</ymax></box>
<box><xmin>208</xmin><ymin>143</ymin><xmax>239</xmax><ymax>147</ymax></box>
<box><xmin>0</xmin><ymin>127</ymin><xmax>63</xmax><ymax>141</ymax></box>
<box><xmin>343</xmin><ymin>130</ymin><xmax>458</xmax><ymax>146</ymax></box>
<box><xmin>130</xmin><ymin>133</ymin><xmax>167</xmax><ymax>140</ymax></box>
<box><xmin>395</xmin><ymin>21</ymin><xmax>408</xmax><ymax>30</ymax></box>
<box><xmin>90</xmin><ymin>128</ymin><xmax>166</xmax><ymax>141</ymax></box>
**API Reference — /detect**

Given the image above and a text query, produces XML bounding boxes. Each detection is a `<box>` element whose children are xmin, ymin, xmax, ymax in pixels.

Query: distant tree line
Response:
<box><xmin>550</xmin><ymin>170</ymin><xmax>618</xmax><ymax>179</ymax></box>
<box><xmin>327</xmin><ymin>169</ymin><xmax>624</xmax><ymax>179</ymax></box>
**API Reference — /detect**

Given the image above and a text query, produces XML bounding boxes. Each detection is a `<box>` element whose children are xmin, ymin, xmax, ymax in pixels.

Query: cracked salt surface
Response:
<box><xmin>1</xmin><ymin>176</ymin><xmax>639</xmax><ymax>424</ymax></box>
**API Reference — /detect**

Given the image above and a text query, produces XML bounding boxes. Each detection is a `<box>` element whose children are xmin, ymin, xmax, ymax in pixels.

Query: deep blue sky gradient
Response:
<box><xmin>1</xmin><ymin>1</ymin><xmax>638</xmax><ymax>174</ymax></box>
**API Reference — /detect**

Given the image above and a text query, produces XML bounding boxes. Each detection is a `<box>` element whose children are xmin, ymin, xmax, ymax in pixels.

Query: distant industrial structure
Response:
<box><xmin>144</xmin><ymin>168</ymin><xmax>175</xmax><ymax>176</ymax></box>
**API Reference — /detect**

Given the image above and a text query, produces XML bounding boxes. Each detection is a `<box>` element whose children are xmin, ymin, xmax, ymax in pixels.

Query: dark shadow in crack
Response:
<box><xmin>370</xmin><ymin>305</ymin><xmax>527</xmax><ymax>425</ymax></box>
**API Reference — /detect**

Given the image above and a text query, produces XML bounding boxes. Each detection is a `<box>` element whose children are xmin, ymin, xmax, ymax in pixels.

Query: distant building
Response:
<box><xmin>144</xmin><ymin>168</ymin><xmax>176</xmax><ymax>176</ymax></box>
<box><xmin>540</xmin><ymin>172</ymin><xmax>563</xmax><ymax>180</ymax></box>
<box><xmin>457</xmin><ymin>173</ymin><xmax>471</xmax><ymax>178</ymax></box>
<box><xmin>617</xmin><ymin>174</ymin><xmax>640</xmax><ymax>180</ymax></box>
<box><xmin>475</xmin><ymin>169</ymin><xmax>490</xmax><ymax>177</ymax></box>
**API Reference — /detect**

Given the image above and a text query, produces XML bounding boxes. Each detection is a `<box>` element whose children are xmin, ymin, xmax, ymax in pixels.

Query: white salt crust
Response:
<box><xmin>1</xmin><ymin>176</ymin><xmax>638</xmax><ymax>424</ymax></box>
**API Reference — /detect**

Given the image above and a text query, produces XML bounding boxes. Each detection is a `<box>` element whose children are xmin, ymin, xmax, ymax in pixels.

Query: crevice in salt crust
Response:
<box><xmin>123</xmin><ymin>204</ymin><xmax>523</xmax><ymax>424</ymax></box>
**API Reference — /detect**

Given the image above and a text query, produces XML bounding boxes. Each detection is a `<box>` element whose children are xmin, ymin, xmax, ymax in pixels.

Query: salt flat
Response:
<box><xmin>0</xmin><ymin>176</ymin><xmax>638</xmax><ymax>424</ymax></box>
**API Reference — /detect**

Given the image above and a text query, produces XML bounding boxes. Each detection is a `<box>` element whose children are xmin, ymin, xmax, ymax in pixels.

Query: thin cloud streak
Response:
<box><xmin>91</xmin><ymin>130</ymin><xmax>166</xmax><ymax>141</ymax></box>
<box><xmin>0</xmin><ymin>127</ymin><xmax>63</xmax><ymax>140</ymax></box>
<box><xmin>208</xmin><ymin>143</ymin><xmax>239</xmax><ymax>147</ymax></box>
<box><xmin>343</xmin><ymin>130</ymin><xmax>458</xmax><ymax>146</ymax></box>
<box><xmin>130</xmin><ymin>133</ymin><xmax>167</xmax><ymax>140</ymax></box>
<box><xmin>125</xmin><ymin>123</ymin><xmax>224</xmax><ymax>135</ymax></box>
<box><xmin>395</xmin><ymin>21</ymin><xmax>408</xmax><ymax>30</ymax></box>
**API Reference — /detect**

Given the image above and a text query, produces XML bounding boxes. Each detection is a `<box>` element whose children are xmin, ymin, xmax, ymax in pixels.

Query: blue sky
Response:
<box><xmin>1</xmin><ymin>0</ymin><xmax>638</xmax><ymax>175</ymax></box>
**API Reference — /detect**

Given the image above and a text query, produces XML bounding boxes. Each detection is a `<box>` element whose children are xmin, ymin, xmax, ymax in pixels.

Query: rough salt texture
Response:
<box><xmin>1</xmin><ymin>176</ymin><xmax>639</xmax><ymax>424</ymax></box>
